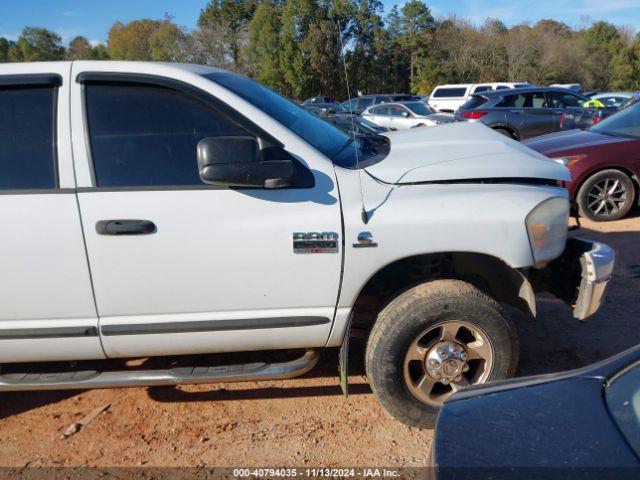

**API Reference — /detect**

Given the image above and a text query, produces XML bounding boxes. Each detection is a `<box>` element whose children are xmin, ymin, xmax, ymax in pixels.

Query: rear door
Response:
<box><xmin>0</xmin><ymin>64</ymin><xmax>101</xmax><ymax>363</ymax></box>
<box><xmin>502</xmin><ymin>91</ymin><xmax>555</xmax><ymax>139</ymax></box>
<box><xmin>70</xmin><ymin>64</ymin><xmax>343</xmax><ymax>359</ymax></box>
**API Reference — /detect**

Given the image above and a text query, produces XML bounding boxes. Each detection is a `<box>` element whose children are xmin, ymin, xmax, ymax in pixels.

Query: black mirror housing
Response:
<box><xmin>197</xmin><ymin>136</ymin><xmax>295</xmax><ymax>189</ymax></box>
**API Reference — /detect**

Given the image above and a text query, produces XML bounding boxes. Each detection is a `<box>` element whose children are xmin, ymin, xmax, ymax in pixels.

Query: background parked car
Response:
<box><xmin>524</xmin><ymin>101</ymin><xmax>640</xmax><ymax>221</ymax></box>
<box><xmin>549</xmin><ymin>82</ymin><xmax>583</xmax><ymax>92</ymax></box>
<box><xmin>339</xmin><ymin>93</ymin><xmax>417</xmax><ymax>114</ymax></box>
<box><xmin>455</xmin><ymin>87</ymin><xmax>591</xmax><ymax>140</ymax></box>
<box><xmin>427</xmin><ymin>82</ymin><xmax>531</xmax><ymax>113</ymax></box>
<box><xmin>362</xmin><ymin>101</ymin><xmax>453</xmax><ymax>129</ymax></box>
<box><xmin>318</xmin><ymin>112</ymin><xmax>390</xmax><ymax>136</ymax></box>
<box><xmin>302</xmin><ymin>102</ymin><xmax>343</xmax><ymax>115</ymax></box>
<box><xmin>589</xmin><ymin>91</ymin><xmax>640</xmax><ymax>109</ymax></box>
<box><xmin>302</xmin><ymin>96</ymin><xmax>335</xmax><ymax>105</ymax></box>
<box><xmin>430</xmin><ymin>344</ymin><xmax>640</xmax><ymax>479</ymax></box>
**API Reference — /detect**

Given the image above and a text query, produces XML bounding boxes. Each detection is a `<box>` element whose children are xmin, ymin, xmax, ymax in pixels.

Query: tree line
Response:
<box><xmin>2</xmin><ymin>0</ymin><xmax>640</xmax><ymax>100</ymax></box>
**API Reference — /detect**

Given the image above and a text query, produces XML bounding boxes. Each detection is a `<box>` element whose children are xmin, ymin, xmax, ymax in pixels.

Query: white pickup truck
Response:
<box><xmin>0</xmin><ymin>61</ymin><xmax>614</xmax><ymax>428</ymax></box>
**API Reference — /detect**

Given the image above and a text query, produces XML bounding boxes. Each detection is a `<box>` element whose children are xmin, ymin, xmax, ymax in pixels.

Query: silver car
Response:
<box><xmin>362</xmin><ymin>101</ymin><xmax>453</xmax><ymax>130</ymax></box>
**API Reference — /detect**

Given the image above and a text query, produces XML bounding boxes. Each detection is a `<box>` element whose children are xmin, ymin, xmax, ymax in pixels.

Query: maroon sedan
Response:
<box><xmin>525</xmin><ymin>102</ymin><xmax>640</xmax><ymax>221</ymax></box>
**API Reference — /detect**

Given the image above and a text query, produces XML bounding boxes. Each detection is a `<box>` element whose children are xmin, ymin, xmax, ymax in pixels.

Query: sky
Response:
<box><xmin>1</xmin><ymin>0</ymin><xmax>640</xmax><ymax>44</ymax></box>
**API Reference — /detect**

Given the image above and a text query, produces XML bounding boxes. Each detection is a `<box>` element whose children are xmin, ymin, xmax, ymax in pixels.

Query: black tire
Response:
<box><xmin>365</xmin><ymin>279</ymin><xmax>518</xmax><ymax>429</ymax></box>
<box><xmin>493</xmin><ymin>127</ymin><xmax>516</xmax><ymax>139</ymax></box>
<box><xmin>577</xmin><ymin>169</ymin><xmax>635</xmax><ymax>221</ymax></box>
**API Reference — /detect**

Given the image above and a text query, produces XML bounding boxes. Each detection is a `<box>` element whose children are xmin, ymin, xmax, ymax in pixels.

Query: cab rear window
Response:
<box><xmin>432</xmin><ymin>88</ymin><xmax>467</xmax><ymax>98</ymax></box>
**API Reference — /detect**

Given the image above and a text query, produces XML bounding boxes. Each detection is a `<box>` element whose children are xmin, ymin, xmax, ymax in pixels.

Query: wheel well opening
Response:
<box><xmin>350</xmin><ymin>253</ymin><xmax>535</xmax><ymax>336</ymax></box>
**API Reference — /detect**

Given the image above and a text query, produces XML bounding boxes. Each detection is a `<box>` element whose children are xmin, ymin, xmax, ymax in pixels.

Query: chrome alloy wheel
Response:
<box><xmin>587</xmin><ymin>178</ymin><xmax>629</xmax><ymax>218</ymax></box>
<box><xmin>403</xmin><ymin>321</ymin><xmax>494</xmax><ymax>407</ymax></box>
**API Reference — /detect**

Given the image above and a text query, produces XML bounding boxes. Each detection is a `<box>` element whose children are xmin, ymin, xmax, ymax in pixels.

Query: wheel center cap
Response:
<box><xmin>425</xmin><ymin>341</ymin><xmax>469</xmax><ymax>384</ymax></box>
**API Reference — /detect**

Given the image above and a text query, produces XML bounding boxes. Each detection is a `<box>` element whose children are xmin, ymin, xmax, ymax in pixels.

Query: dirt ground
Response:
<box><xmin>0</xmin><ymin>216</ymin><xmax>639</xmax><ymax>469</ymax></box>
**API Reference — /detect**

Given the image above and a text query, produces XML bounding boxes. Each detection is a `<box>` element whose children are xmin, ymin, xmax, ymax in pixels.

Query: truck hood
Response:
<box><xmin>365</xmin><ymin>122</ymin><xmax>571</xmax><ymax>184</ymax></box>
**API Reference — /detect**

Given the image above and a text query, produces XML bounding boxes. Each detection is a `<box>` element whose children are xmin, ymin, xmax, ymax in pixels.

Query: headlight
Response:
<box><xmin>526</xmin><ymin>197</ymin><xmax>569</xmax><ymax>265</ymax></box>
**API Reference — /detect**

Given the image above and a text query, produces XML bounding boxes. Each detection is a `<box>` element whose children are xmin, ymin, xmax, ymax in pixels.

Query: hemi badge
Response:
<box><xmin>293</xmin><ymin>232</ymin><xmax>339</xmax><ymax>254</ymax></box>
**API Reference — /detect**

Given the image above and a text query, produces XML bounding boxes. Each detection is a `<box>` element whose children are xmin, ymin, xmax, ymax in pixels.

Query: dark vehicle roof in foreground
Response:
<box><xmin>433</xmin><ymin>344</ymin><xmax>640</xmax><ymax>475</ymax></box>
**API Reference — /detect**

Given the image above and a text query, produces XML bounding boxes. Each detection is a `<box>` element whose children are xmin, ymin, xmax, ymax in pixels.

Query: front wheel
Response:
<box><xmin>365</xmin><ymin>280</ymin><xmax>518</xmax><ymax>429</ymax></box>
<box><xmin>577</xmin><ymin>169</ymin><xmax>635</xmax><ymax>221</ymax></box>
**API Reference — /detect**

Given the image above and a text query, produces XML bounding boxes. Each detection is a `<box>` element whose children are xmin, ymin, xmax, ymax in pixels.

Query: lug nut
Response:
<box><xmin>460</xmin><ymin>352</ymin><xmax>468</xmax><ymax>361</ymax></box>
<box><xmin>462</xmin><ymin>364</ymin><xmax>470</xmax><ymax>372</ymax></box>
<box><xmin>454</xmin><ymin>375</ymin><xmax>462</xmax><ymax>382</ymax></box>
<box><xmin>441</xmin><ymin>379</ymin><xmax>449</xmax><ymax>385</ymax></box>
<box><xmin>429</xmin><ymin>359</ymin><xmax>438</xmax><ymax>367</ymax></box>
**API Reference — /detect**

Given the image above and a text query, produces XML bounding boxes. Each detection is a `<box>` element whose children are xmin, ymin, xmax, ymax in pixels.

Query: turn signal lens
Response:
<box><xmin>564</xmin><ymin>154</ymin><xmax>587</xmax><ymax>168</ymax></box>
<box><xmin>460</xmin><ymin>111</ymin><xmax>488</xmax><ymax>120</ymax></box>
<box><xmin>526</xmin><ymin>197</ymin><xmax>569</xmax><ymax>265</ymax></box>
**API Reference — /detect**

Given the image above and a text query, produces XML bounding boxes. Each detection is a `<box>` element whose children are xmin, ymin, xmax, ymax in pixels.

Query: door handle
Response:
<box><xmin>96</xmin><ymin>219</ymin><xmax>157</xmax><ymax>235</ymax></box>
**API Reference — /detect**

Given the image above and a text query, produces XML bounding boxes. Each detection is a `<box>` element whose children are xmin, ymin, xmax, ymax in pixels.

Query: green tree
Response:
<box><xmin>397</xmin><ymin>0</ymin><xmax>434</xmax><ymax>87</ymax></box>
<box><xmin>0</xmin><ymin>37</ymin><xmax>13</xmax><ymax>62</ymax></box>
<box><xmin>12</xmin><ymin>27</ymin><xmax>65</xmax><ymax>62</ymax></box>
<box><xmin>199</xmin><ymin>0</ymin><xmax>257</xmax><ymax>68</ymax></box>
<box><xmin>247</xmin><ymin>1</ymin><xmax>284</xmax><ymax>89</ymax></box>
<box><xmin>278</xmin><ymin>0</ymin><xmax>316</xmax><ymax>98</ymax></box>
<box><xmin>67</xmin><ymin>36</ymin><xmax>92</xmax><ymax>60</ymax></box>
<box><xmin>90</xmin><ymin>43</ymin><xmax>110</xmax><ymax>60</ymax></box>
<box><xmin>108</xmin><ymin>18</ymin><xmax>183</xmax><ymax>61</ymax></box>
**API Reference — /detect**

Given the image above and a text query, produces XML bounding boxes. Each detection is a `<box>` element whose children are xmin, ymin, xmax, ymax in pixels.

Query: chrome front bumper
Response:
<box><xmin>536</xmin><ymin>238</ymin><xmax>615</xmax><ymax>320</ymax></box>
<box><xmin>572</xmin><ymin>240</ymin><xmax>615</xmax><ymax>320</ymax></box>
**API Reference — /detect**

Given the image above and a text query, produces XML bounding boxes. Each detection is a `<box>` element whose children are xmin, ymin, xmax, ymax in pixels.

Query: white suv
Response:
<box><xmin>428</xmin><ymin>82</ymin><xmax>532</xmax><ymax>113</ymax></box>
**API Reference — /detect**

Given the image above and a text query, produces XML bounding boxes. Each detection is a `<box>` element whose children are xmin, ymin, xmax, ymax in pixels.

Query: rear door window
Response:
<box><xmin>498</xmin><ymin>92</ymin><xmax>546</xmax><ymax>108</ymax></box>
<box><xmin>432</xmin><ymin>87</ymin><xmax>467</xmax><ymax>98</ymax></box>
<box><xmin>0</xmin><ymin>85</ymin><xmax>57</xmax><ymax>189</ymax></box>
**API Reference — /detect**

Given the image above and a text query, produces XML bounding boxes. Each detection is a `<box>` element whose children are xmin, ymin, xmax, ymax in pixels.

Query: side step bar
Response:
<box><xmin>0</xmin><ymin>350</ymin><xmax>319</xmax><ymax>391</ymax></box>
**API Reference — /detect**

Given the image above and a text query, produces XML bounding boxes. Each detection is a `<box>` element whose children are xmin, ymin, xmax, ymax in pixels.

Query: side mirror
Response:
<box><xmin>401</xmin><ymin>111</ymin><xmax>409</xmax><ymax>118</ymax></box>
<box><xmin>197</xmin><ymin>136</ymin><xmax>294</xmax><ymax>189</ymax></box>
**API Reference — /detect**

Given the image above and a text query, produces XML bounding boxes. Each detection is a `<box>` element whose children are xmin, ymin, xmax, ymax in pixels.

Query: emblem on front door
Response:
<box><xmin>293</xmin><ymin>232</ymin><xmax>339</xmax><ymax>254</ymax></box>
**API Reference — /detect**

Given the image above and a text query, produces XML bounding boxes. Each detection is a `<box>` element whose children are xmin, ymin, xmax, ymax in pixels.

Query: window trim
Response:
<box><xmin>0</xmin><ymin>77</ymin><xmax>60</xmax><ymax>190</ymax></box>
<box><xmin>0</xmin><ymin>73</ymin><xmax>62</xmax><ymax>88</ymax></box>
<box><xmin>77</xmin><ymin>72</ymin><xmax>284</xmax><ymax>189</ymax></box>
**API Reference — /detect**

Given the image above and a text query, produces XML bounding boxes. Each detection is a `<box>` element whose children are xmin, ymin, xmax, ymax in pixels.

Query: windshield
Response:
<box><xmin>405</xmin><ymin>102</ymin><xmax>433</xmax><ymax>116</ymax></box>
<box><xmin>204</xmin><ymin>72</ymin><xmax>351</xmax><ymax>159</ymax></box>
<box><xmin>591</xmin><ymin>102</ymin><xmax>640</xmax><ymax>139</ymax></box>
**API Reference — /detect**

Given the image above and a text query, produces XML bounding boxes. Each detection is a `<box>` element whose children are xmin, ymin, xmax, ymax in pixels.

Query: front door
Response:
<box><xmin>71</xmin><ymin>68</ymin><xmax>343</xmax><ymax>359</ymax></box>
